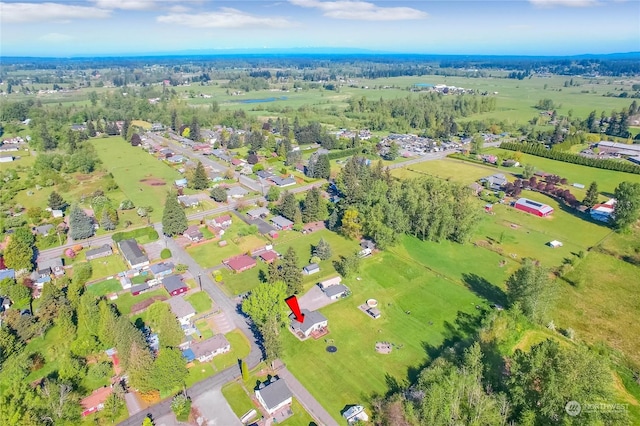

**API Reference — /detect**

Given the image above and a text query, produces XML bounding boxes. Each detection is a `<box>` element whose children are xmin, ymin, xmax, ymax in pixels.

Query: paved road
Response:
<box><xmin>278</xmin><ymin>365</ymin><xmax>339</xmax><ymax>426</ymax></box>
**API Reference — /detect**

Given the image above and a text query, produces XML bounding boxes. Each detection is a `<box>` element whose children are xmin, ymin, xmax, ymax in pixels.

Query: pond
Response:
<box><xmin>236</xmin><ymin>96</ymin><xmax>288</xmax><ymax>104</ymax></box>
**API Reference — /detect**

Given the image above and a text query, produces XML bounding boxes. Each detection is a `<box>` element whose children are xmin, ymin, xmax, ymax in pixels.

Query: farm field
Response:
<box><xmin>90</xmin><ymin>136</ymin><xmax>184</xmax><ymax>221</ymax></box>
<box><xmin>391</xmin><ymin>157</ymin><xmax>499</xmax><ymax>182</ymax></box>
<box><xmin>281</xmin><ymin>247</ymin><xmax>483</xmax><ymax>423</ymax></box>
<box><xmin>485</xmin><ymin>147</ymin><xmax>640</xmax><ymax>195</ymax></box>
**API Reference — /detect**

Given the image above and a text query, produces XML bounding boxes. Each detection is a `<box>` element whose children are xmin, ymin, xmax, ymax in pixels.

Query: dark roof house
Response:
<box><xmin>85</xmin><ymin>244</ymin><xmax>113</xmax><ymax>261</ymax></box>
<box><xmin>162</xmin><ymin>275</ymin><xmax>189</xmax><ymax>296</ymax></box>
<box><xmin>289</xmin><ymin>309</ymin><xmax>328</xmax><ymax>339</ymax></box>
<box><xmin>118</xmin><ymin>239</ymin><xmax>149</xmax><ymax>269</ymax></box>
<box><xmin>255</xmin><ymin>378</ymin><xmax>293</xmax><ymax>415</ymax></box>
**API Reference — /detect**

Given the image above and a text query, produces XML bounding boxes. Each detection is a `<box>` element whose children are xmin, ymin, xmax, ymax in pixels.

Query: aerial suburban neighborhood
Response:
<box><xmin>1</xmin><ymin>5</ymin><xmax>640</xmax><ymax>425</ymax></box>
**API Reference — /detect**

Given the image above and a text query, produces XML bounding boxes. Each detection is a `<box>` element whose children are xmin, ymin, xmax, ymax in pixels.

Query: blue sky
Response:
<box><xmin>0</xmin><ymin>0</ymin><xmax>638</xmax><ymax>56</ymax></box>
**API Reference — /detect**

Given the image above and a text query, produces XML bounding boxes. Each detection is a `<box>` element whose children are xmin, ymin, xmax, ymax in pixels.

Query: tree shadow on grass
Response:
<box><xmin>462</xmin><ymin>273</ymin><xmax>508</xmax><ymax>307</ymax></box>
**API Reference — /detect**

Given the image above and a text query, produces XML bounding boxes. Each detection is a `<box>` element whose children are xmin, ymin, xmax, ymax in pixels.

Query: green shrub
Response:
<box><xmin>171</xmin><ymin>393</ymin><xmax>191</xmax><ymax>422</ymax></box>
<box><xmin>160</xmin><ymin>248</ymin><xmax>172</xmax><ymax>259</ymax></box>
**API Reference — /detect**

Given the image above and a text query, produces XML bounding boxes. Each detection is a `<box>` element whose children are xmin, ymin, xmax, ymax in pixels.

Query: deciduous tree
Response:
<box><xmin>506</xmin><ymin>259</ymin><xmax>556</xmax><ymax>324</ymax></box>
<box><xmin>612</xmin><ymin>181</ymin><xmax>640</xmax><ymax>230</ymax></box>
<box><xmin>4</xmin><ymin>227</ymin><xmax>35</xmax><ymax>271</ymax></box>
<box><xmin>242</xmin><ymin>281</ymin><xmax>288</xmax><ymax>328</ymax></box>
<box><xmin>341</xmin><ymin>209</ymin><xmax>361</xmax><ymax>239</ymax></box>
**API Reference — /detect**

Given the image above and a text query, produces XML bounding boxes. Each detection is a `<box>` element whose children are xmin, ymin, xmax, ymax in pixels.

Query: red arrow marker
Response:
<box><xmin>285</xmin><ymin>295</ymin><xmax>305</xmax><ymax>323</ymax></box>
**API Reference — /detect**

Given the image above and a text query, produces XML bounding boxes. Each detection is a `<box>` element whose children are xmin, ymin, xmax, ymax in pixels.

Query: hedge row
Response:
<box><xmin>499</xmin><ymin>141</ymin><xmax>640</xmax><ymax>175</ymax></box>
<box><xmin>327</xmin><ymin>147</ymin><xmax>365</xmax><ymax>160</ymax></box>
<box><xmin>112</xmin><ymin>226</ymin><xmax>159</xmax><ymax>243</ymax></box>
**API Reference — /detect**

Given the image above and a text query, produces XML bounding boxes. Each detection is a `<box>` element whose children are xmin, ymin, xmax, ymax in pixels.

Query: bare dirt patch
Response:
<box><xmin>131</xmin><ymin>295</ymin><xmax>167</xmax><ymax>314</ymax></box>
<box><xmin>140</xmin><ymin>177</ymin><xmax>166</xmax><ymax>186</ymax></box>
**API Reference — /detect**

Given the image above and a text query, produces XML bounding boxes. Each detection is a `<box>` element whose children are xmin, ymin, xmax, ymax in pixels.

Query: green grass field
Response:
<box><xmin>86</xmin><ymin>278</ymin><xmax>122</xmax><ymax>297</ymax></box>
<box><xmin>112</xmin><ymin>288</ymin><xmax>168</xmax><ymax>316</ymax></box>
<box><xmin>185</xmin><ymin>291</ymin><xmax>212</xmax><ymax>314</ymax></box>
<box><xmin>221</xmin><ymin>380</ymin><xmax>255</xmax><ymax>419</ymax></box>
<box><xmin>90</xmin><ymin>136</ymin><xmax>184</xmax><ymax>221</ymax></box>
<box><xmin>485</xmin><ymin>147</ymin><xmax>640</xmax><ymax>195</ymax></box>
<box><xmin>392</xmin><ymin>157</ymin><xmax>499</xmax><ymax>182</ymax></box>
<box><xmin>87</xmin><ymin>255</ymin><xmax>128</xmax><ymax>281</ymax></box>
<box><xmin>281</xmin><ymin>246</ymin><xmax>483</xmax><ymax>422</ymax></box>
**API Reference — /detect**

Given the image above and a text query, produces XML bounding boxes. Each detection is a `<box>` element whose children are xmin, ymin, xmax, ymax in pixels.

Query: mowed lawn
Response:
<box><xmin>91</xmin><ymin>136</ymin><xmax>183</xmax><ymax>221</ymax></box>
<box><xmin>281</xmin><ymin>249</ymin><xmax>482</xmax><ymax>422</ymax></box>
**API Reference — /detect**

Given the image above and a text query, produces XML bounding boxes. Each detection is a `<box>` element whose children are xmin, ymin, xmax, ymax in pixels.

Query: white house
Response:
<box><xmin>255</xmin><ymin>378</ymin><xmax>293</xmax><ymax>415</ymax></box>
<box><xmin>189</xmin><ymin>334</ymin><xmax>231</xmax><ymax>362</ymax></box>
<box><xmin>323</xmin><ymin>284</ymin><xmax>348</xmax><ymax>300</ymax></box>
<box><xmin>302</xmin><ymin>263</ymin><xmax>320</xmax><ymax>275</ymax></box>
<box><xmin>318</xmin><ymin>276</ymin><xmax>342</xmax><ymax>290</ymax></box>
<box><xmin>166</xmin><ymin>296</ymin><xmax>196</xmax><ymax>326</ymax></box>
<box><xmin>343</xmin><ymin>405</ymin><xmax>369</xmax><ymax>424</ymax></box>
<box><xmin>590</xmin><ymin>198</ymin><xmax>616</xmax><ymax>223</ymax></box>
<box><xmin>290</xmin><ymin>309</ymin><xmax>328</xmax><ymax>339</ymax></box>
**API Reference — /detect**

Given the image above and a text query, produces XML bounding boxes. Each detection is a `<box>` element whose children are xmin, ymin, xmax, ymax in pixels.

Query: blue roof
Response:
<box><xmin>182</xmin><ymin>348</ymin><xmax>196</xmax><ymax>362</ymax></box>
<box><xmin>0</xmin><ymin>269</ymin><xmax>16</xmax><ymax>280</ymax></box>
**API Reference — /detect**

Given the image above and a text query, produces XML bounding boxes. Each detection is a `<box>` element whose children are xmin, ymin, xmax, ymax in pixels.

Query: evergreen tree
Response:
<box><xmin>313</xmin><ymin>238</ymin><xmax>332</xmax><ymax>260</ymax></box>
<box><xmin>281</xmin><ymin>247</ymin><xmax>303</xmax><ymax>294</ymax></box>
<box><xmin>191</xmin><ymin>161</ymin><xmax>209</xmax><ymax>190</ymax></box>
<box><xmin>302</xmin><ymin>187</ymin><xmax>326</xmax><ymax>223</ymax></box>
<box><xmin>131</xmin><ymin>133</ymin><xmax>142</xmax><ymax>146</ymax></box>
<box><xmin>280</xmin><ymin>191</ymin><xmax>298</xmax><ymax>221</ymax></box>
<box><xmin>48</xmin><ymin>191</ymin><xmax>68</xmax><ymax>211</ymax></box>
<box><xmin>161</xmin><ymin>194</ymin><xmax>188</xmax><ymax>237</ymax></box>
<box><xmin>189</xmin><ymin>116</ymin><xmax>200</xmax><ymax>141</ymax></box>
<box><xmin>582</xmin><ymin>181</ymin><xmax>599</xmax><ymax>208</ymax></box>
<box><xmin>69</xmin><ymin>205</ymin><xmax>95</xmax><ymax>240</ymax></box>
<box><xmin>241</xmin><ymin>359</ymin><xmax>249</xmax><ymax>381</ymax></box>
<box><xmin>210</xmin><ymin>186</ymin><xmax>227</xmax><ymax>202</ymax></box>
<box><xmin>86</xmin><ymin>121</ymin><xmax>96</xmax><ymax>137</ymax></box>
<box><xmin>121</xmin><ymin>119</ymin><xmax>130</xmax><ymax>138</ymax></box>
<box><xmin>66</xmin><ymin>130</ymin><xmax>77</xmax><ymax>154</ymax></box>
<box><xmin>314</xmin><ymin>154</ymin><xmax>331</xmax><ymax>179</ymax></box>
<box><xmin>100</xmin><ymin>209</ymin><xmax>116</xmax><ymax>231</ymax></box>
<box><xmin>170</xmin><ymin>109</ymin><xmax>177</xmax><ymax>131</ymax></box>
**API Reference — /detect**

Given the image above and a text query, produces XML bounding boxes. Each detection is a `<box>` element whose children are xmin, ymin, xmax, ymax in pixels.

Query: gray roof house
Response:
<box><xmin>190</xmin><ymin>334</ymin><xmax>231</xmax><ymax>362</ymax></box>
<box><xmin>255</xmin><ymin>378</ymin><xmax>293</xmax><ymax>415</ymax></box>
<box><xmin>270</xmin><ymin>176</ymin><xmax>296</xmax><ymax>187</ymax></box>
<box><xmin>37</xmin><ymin>258</ymin><xmax>64</xmax><ymax>277</ymax></box>
<box><xmin>85</xmin><ymin>244</ymin><xmax>113</xmax><ymax>261</ymax></box>
<box><xmin>149</xmin><ymin>262</ymin><xmax>174</xmax><ymax>277</ymax></box>
<box><xmin>35</xmin><ymin>224</ymin><xmax>54</xmax><ymax>236</ymax></box>
<box><xmin>166</xmin><ymin>296</ymin><xmax>196</xmax><ymax>325</ymax></box>
<box><xmin>118</xmin><ymin>239</ymin><xmax>149</xmax><ymax>269</ymax></box>
<box><xmin>226</xmin><ymin>186</ymin><xmax>249</xmax><ymax>198</ymax></box>
<box><xmin>302</xmin><ymin>263</ymin><xmax>320</xmax><ymax>275</ymax></box>
<box><xmin>324</xmin><ymin>284</ymin><xmax>348</xmax><ymax>300</ymax></box>
<box><xmin>271</xmin><ymin>215</ymin><xmax>294</xmax><ymax>230</ymax></box>
<box><xmin>479</xmin><ymin>173</ymin><xmax>508</xmax><ymax>191</ymax></box>
<box><xmin>177</xmin><ymin>195</ymin><xmax>199</xmax><ymax>208</ymax></box>
<box><xmin>289</xmin><ymin>309</ymin><xmax>328</xmax><ymax>339</ymax></box>
<box><xmin>247</xmin><ymin>207</ymin><xmax>270</xmax><ymax>219</ymax></box>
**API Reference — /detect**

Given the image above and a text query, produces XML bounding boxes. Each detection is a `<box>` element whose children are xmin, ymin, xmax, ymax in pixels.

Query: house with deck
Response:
<box><xmin>289</xmin><ymin>309</ymin><xmax>328</xmax><ymax>340</ymax></box>
<box><xmin>255</xmin><ymin>378</ymin><xmax>293</xmax><ymax>415</ymax></box>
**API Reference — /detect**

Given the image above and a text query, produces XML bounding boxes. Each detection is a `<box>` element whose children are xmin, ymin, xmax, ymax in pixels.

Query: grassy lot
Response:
<box><xmin>112</xmin><ymin>287</ymin><xmax>168</xmax><ymax>316</ymax></box>
<box><xmin>392</xmin><ymin>158</ymin><xmax>499</xmax><ymax>182</ymax></box>
<box><xmin>90</xmin><ymin>136</ymin><xmax>183</xmax><ymax>221</ymax></box>
<box><xmin>187</xmin><ymin>223</ymin><xmax>269</xmax><ymax>269</ymax></box>
<box><xmin>87</xmin><ymin>255</ymin><xmax>128</xmax><ymax>281</ymax></box>
<box><xmin>221</xmin><ymin>380</ymin><xmax>255</xmax><ymax>419</ymax></box>
<box><xmin>281</xmin><ymin>247</ymin><xmax>483</xmax><ymax>422</ymax></box>
<box><xmin>485</xmin><ymin>147</ymin><xmax>640</xmax><ymax>195</ymax></box>
<box><xmin>86</xmin><ymin>278</ymin><xmax>121</xmax><ymax>297</ymax></box>
<box><xmin>185</xmin><ymin>291</ymin><xmax>212</xmax><ymax>314</ymax></box>
<box><xmin>217</xmin><ymin>229</ymin><xmax>361</xmax><ymax>296</ymax></box>
<box><xmin>553</xmin><ymin>252</ymin><xmax>640</xmax><ymax>368</ymax></box>
<box><xmin>471</xmin><ymin>193</ymin><xmax>612</xmax><ymax>268</ymax></box>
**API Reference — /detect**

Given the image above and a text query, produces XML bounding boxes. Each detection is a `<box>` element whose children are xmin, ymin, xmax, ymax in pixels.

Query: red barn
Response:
<box><xmin>514</xmin><ymin>198</ymin><xmax>553</xmax><ymax>217</ymax></box>
<box><xmin>162</xmin><ymin>275</ymin><xmax>189</xmax><ymax>296</ymax></box>
<box><xmin>224</xmin><ymin>255</ymin><xmax>257</xmax><ymax>273</ymax></box>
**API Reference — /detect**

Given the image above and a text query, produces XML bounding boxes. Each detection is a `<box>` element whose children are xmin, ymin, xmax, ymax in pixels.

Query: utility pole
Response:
<box><xmin>197</xmin><ymin>272</ymin><xmax>202</xmax><ymax>291</ymax></box>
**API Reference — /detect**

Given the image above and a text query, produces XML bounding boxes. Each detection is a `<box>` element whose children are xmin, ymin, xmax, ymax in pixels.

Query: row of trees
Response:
<box><xmin>500</xmin><ymin>141</ymin><xmax>640</xmax><ymax>174</ymax></box>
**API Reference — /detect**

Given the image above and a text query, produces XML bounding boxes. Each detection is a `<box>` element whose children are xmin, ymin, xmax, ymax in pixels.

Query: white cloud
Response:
<box><xmin>529</xmin><ymin>0</ymin><xmax>600</xmax><ymax>7</ymax></box>
<box><xmin>0</xmin><ymin>2</ymin><xmax>111</xmax><ymax>23</ymax></box>
<box><xmin>39</xmin><ymin>32</ymin><xmax>73</xmax><ymax>42</ymax></box>
<box><xmin>168</xmin><ymin>5</ymin><xmax>191</xmax><ymax>13</ymax></box>
<box><xmin>91</xmin><ymin>0</ymin><xmax>157</xmax><ymax>10</ymax></box>
<box><xmin>289</xmin><ymin>0</ymin><xmax>427</xmax><ymax>21</ymax></box>
<box><xmin>157</xmin><ymin>7</ymin><xmax>292</xmax><ymax>28</ymax></box>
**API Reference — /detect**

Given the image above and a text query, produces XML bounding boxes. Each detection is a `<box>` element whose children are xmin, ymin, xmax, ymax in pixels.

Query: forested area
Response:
<box><xmin>333</xmin><ymin>157</ymin><xmax>478</xmax><ymax>248</ymax></box>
